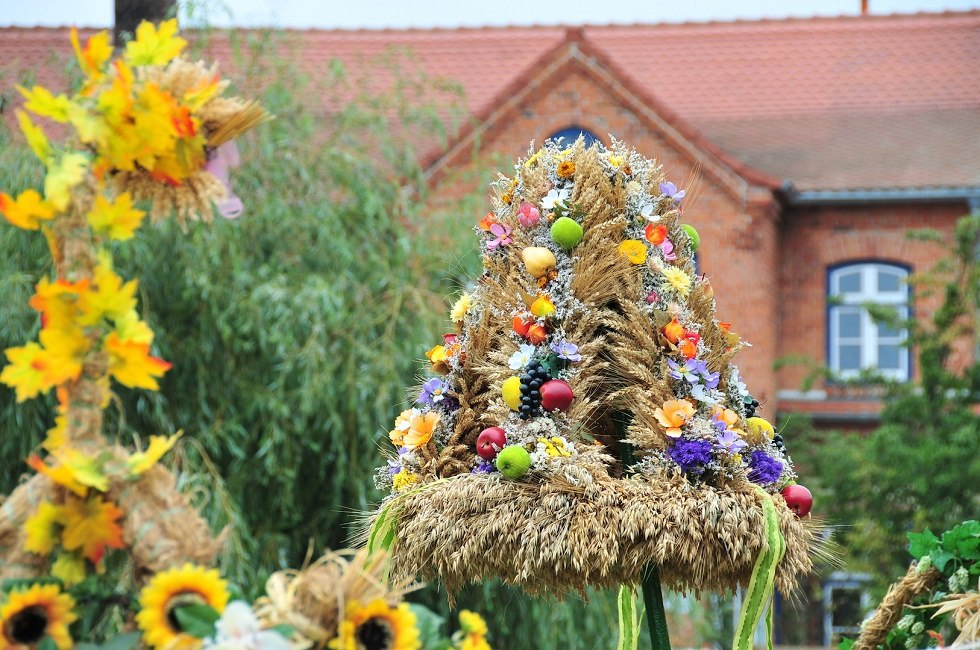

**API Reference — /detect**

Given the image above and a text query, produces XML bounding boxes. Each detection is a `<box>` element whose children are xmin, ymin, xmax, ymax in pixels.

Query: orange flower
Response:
<box><xmin>501</xmin><ymin>192</ymin><xmax>513</xmax><ymax>205</ymax></box>
<box><xmin>678</xmin><ymin>338</ymin><xmax>698</xmax><ymax>359</ymax></box>
<box><xmin>389</xmin><ymin>408</ymin><xmax>418</xmax><ymax>447</ymax></box>
<box><xmin>425</xmin><ymin>344</ymin><xmax>450</xmax><ymax>375</ymax></box>
<box><xmin>645</xmin><ymin>224</ymin><xmax>667</xmax><ymax>245</ymax></box>
<box><xmin>527</xmin><ymin>324</ymin><xmax>548</xmax><ymax>345</ymax></box>
<box><xmin>557</xmin><ymin>160</ymin><xmax>576</xmax><ymax>179</ymax></box>
<box><xmin>654</xmin><ymin>399</ymin><xmax>696</xmax><ymax>438</ymax></box>
<box><xmin>663</xmin><ymin>319</ymin><xmax>685</xmax><ymax>344</ymax></box>
<box><xmin>478</xmin><ymin>212</ymin><xmax>496</xmax><ymax>231</ymax></box>
<box><xmin>403</xmin><ymin>411</ymin><xmax>440</xmax><ymax>449</ymax></box>
<box><xmin>712</xmin><ymin>405</ymin><xmax>740</xmax><ymax>429</ymax></box>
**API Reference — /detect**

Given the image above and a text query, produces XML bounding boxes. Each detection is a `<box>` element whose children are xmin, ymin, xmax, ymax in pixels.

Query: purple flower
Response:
<box><xmin>715</xmin><ymin>429</ymin><xmax>748</xmax><ymax>455</ymax></box>
<box><xmin>472</xmin><ymin>459</ymin><xmax>497</xmax><ymax>474</ymax></box>
<box><xmin>659</xmin><ymin>181</ymin><xmax>686</xmax><ymax>204</ymax></box>
<box><xmin>387</xmin><ymin>459</ymin><xmax>401</xmax><ymax>475</ymax></box>
<box><xmin>418</xmin><ymin>377</ymin><xmax>448</xmax><ymax>406</ymax></box>
<box><xmin>487</xmin><ymin>222</ymin><xmax>512</xmax><ymax>249</ymax></box>
<box><xmin>710</xmin><ymin>413</ymin><xmax>730</xmax><ymax>435</ymax></box>
<box><xmin>701</xmin><ymin>369</ymin><xmax>720</xmax><ymax>389</ymax></box>
<box><xmin>659</xmin><ymin>238</ymin><xmax>677</xmax><ymax>261</ymax></box>
<box><xmin>747</xmin><ymin>450</ymin><xmax>783</xmax><ymax>485</ymax></box>
<box><xmin>551</xmin><ymin>339</ymin><xmax>582</xmax><ymax>362</ymax></box>
<box><xmin>668</xmin><ymin>358</ymin><xmax>700</xmax><ymax>384</ymax></box>
<box><xmin>668</xmin><ymin>438</ymin><xmax>713</xmax><ymax>475</ymax></box>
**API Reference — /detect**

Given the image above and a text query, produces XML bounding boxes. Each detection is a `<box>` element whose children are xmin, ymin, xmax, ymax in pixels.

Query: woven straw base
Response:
<box><xmin>382</xmin><ymin>465</ymin><xmax>822</xmax><ymax>597</ymax></box>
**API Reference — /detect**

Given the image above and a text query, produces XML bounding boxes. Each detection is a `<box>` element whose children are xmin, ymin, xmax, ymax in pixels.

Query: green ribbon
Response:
<box><xmin>733</xmin><ymin>487</ymin><xmax>786</xmax><ymax>650</ymax></box>
<box><xmin>617</xmin><ymin>585</ymin><xmax>641</xmax><ymax>650</ymax></box>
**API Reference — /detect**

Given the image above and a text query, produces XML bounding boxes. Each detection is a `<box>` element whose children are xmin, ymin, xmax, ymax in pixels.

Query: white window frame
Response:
<box><xmin>828</xmin><ymin>263</ymin><xmax>910</xmax><ymax>381</ymax></box>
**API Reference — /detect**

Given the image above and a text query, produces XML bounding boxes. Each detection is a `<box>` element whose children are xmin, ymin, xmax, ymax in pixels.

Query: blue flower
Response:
<box><xmin>659</xmin><ymin>181</ymin><xmax>686</xmax><ymax>204</ymax></box>
<box><xmin>418</xmin><ymin>377</ymin><xmax>448</xmax><ymax>406</ymax></box>
<box><xmin>747</xmin><ymin>450</ymin><xmax>783</xmax><ymax>485</ymax></box>
<box><xmin>714</xmin><ymin>428</ymin><xmax>748</xmax><ymax>455</ymax></box>
<box><xmin>472</xmin><ymin>460</ymin><xmax>497</xmax><ymax>474</ymax></box>
<box><xmin>551</xmin><ymin>339</ymin><xmax>583</xmax><ymax>362</ymax></box>
<box><xmin>668</xmin><ymin>358</ymin><xmax>700</xmax><ymax>384</ymax></box>
<box><xmin>668</xmin><ymin>438</ymin><xmax>713</xmax><ymax>475</ymax></box>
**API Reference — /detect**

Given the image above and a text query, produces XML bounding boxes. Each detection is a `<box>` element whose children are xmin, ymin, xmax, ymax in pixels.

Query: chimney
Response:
<box><xmin>861</xmin><ymin>0</ymin><xmax>869</xmax><ymax>15</ymax></box>
<box><xmin>114</xmin><ymin>0</ymin><xmax>178</xmax><ymax>47</ymax></box>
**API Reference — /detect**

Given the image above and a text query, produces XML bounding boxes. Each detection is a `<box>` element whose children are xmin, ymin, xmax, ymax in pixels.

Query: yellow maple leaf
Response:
<box><xmin>37</xmin><ymin>326</ymin><xmax>90</xmax><ymax>385</ymax></box>
<box><xmin>182</xmin><ymin>73</ymin><xmax>222</xmax><ymax>110</ymax></box>
<box><xmin>105</xmin><ymin>332</ymin><xmax>171</xmax><ymax>390</ymax></box>
<box><xmin>0</xmin><ymin>342</ymin><xmax>53</xmax><ymax>402</ymax></box>
<box><xmin>17</xmin><ymin>110</ymin><xmax>51</xmax><ymax>161</ymax></box>
<box><xmin>44</xmin><ymin>153</ymin><xmax>90</xmax><ymax>211</ymax></box>
<box><xmin>23</xmin><ymin>501</ymin><xmax>66</xmax><ymax>555</ymax></box>
<box><xmin>57</xmin><ymin>448</ymin><xmax>110</xmax><ymax>493</ymax></box>
<box><xmin>77</xmin><ymin>253</ymin><xmax>138</xmax><ymax>325</ymax></box>
<box><xmin>70</xmin><ymin>27</ymin><xmax>112</xmax><ymax>84</ymax></box>
<box><xmin>17</xmin><ymin>85</ymin><xmax>72</xmax><ymax>122</ymax></box>
<box><xmin>51</xmin><ymin>552</ymin><xmax>87</xmax><ymax>586</ymax></box>
<box><xmin>0</xmin><ymin>189</ymin><xmax>56</xmax><ymax>230</ymax></box>
<box><xmin>124</xmin><ymin>19</ymin><xmax>187</xmax><ymax>67</ymax></box>
<box><xmin>114</xmin><ymin>309</ymin><xmax>154</xmax><ymax>345</ymax></box>
<box><xmin>61</xmin><ymin>495</ymin><xmax>125</xmax><ymax>564</ymax></box>
<box><xmin>67</xmin><ymin>102</ymin><xmax>109</xmax><ymax>149</ymax></box>
<box><xmin>87</xmin><ymin>193</ymin><xmax>145</xmax><ymax>241</ymax></box>
<box><xmin>29</xmin><ymin>277</ymin><xmax>88</xmax><ymax>331</ymax></box>
<box><xmin>128</xmin><ymin>431</ymin><xmax>182</xmax><ymax>476</ymax></box>
<box><xmin>28</xmin><ymin>454</ymin><xmax>88</xmax><ymax>497</ymax></box>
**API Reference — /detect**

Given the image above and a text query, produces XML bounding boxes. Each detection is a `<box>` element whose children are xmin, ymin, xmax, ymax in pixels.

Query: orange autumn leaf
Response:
<box><xmin>28</xmin><ymin>455</ymin><xmax>88</xmax><ymax>497</ymax></box>
<box><xmin>0</xmin><ymin>189</ymin><xmax>56</xmax><ymax>230</ymax></box>
<box><xmin>61</xmin><ymin>495</ymin><xmax>125</xmax><ymax>564</ymax></box>
<box><xmin>105</xmin><ymin>332</ymin><xmax>171</xmax><ymax>390</ymax></box>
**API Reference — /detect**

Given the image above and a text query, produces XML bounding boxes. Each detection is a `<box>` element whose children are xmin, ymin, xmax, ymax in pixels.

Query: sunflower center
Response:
<box><xmin>165</xmin><ymin>592</ymin><xmax>206</xmax><ymax>633</ymax></box>
<box><xmin>6</xmin><ymin>606</ymin><xmax>49</xmax><ymax>644</ymax></box>
<box><xmin>356</xmin><ymin>616</ymin><xmax>393</xmax><ymax>650</ymax></box>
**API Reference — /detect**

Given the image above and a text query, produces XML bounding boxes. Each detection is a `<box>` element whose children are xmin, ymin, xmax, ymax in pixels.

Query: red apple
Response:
<box><xmin>781</xmin><ymin>483</ymin><xmax>813</xmax><ymax>517</ymax></box>
<box><xmin>539</xmin><ymin>379</ymin><xmax>574</xmax><ymax>412</ymax></box>
<box><xmin>477</xmin><ymin>427</ymin><xmax>507</xmax><ymax>460</ymax></box>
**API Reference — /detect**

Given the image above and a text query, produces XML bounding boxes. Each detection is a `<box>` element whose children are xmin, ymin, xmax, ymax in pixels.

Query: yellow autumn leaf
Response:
<box><xmin>87</xmin><ymin>193</ymin><xmax>145</xmax><ymax>241</ymax></box>
<box><xmin>61</xmin><ymin>495</ymin><xmax>124</xmax><ymax>563</ymax></box>
<box><xmin>105</xmin><ymin>332</ymin><xmax>171</xmax><ymax>390</ymax></box>
<box><xmin>114</xmin><ymin>310</ymin><xmax>154</xmax><ymax>345</ymax></box>
<box><xmin>67</xmin><ymin>102</ymin><xmax>109</xmax><ymax>148</ymax></box>
<box><xmin>24</xmin><ymin>501</ymin><xmax>66</xmax><ymax>555</ymax></box>
<box><xmin>128</xmin><ymin>431</ymin><xmax>182</xmax><ymax>476</ymax></box>
<box><xmin>37</xmin><ymin>325</ymin><xmax>90</xmax><ymax>385</ymax></box>
<box><xmin>70</xmin><ymin>27</ymin><xmax>112</xmax><ymax>81</ymax></box>
<box><xmin>58</xmin><ymin>448</ymin><xmax>110</xmax><ymax>493</ymax></box>
<box><xmin>124</xmin><ymin>19</ymin><xmax>187</xmax><ymax>67</ymax></box>
<box><xmin>44</xmin><ymin>153</ymin><xmax>89</xmax><ymax>211</ymax></box>
<box><xmin>17</xmin><ymin>110</ymin><xmax>51</xmax><ymax>161</ymax></box>
<box><xmin>17</xmin><ymin>85</ymin><xmax>73</xmax><ymax>122</ymax></box>
<box><xmin>28</xmin><ymin>454</ymin><xmax>88</xmax><ymax>497</ymax></box>
<box><xmin>0</xmin><ymin>342</ymin><xmax>52</xmax><ymax>402</ymax></box>
<box><xmin>51</xmin><ymin>552</ymin><xmax>87</xmax><ymax>586</ymax></box>
<box><xmin>77</xmin><ymin>253</ymin><xmax>138</xmax><ymax>325</ymax></box>
<box><xmin>0</xmin><ymin>189</ymin><xmax>56</xmax><ymax>230</ymax></box>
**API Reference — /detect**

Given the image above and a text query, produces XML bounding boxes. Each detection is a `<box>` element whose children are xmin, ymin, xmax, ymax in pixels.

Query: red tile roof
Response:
<box><xmin>2</xmin><ymin>11</ymin><xmax>978</xmax><ymax>192</ymax></box>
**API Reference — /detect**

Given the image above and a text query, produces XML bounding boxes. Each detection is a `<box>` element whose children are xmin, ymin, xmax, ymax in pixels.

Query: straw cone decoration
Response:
<box><xmin>370</xmin><ymin>137</ymin><xmax>828</xmax><ymax>596</ymax></box>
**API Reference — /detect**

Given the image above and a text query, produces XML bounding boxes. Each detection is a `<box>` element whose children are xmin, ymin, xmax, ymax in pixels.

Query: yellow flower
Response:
<box><xmin>653</xmin><ymin>399</ymin><xmax>696</xmax><ymax>438</ymax></box>
<box><xmin>661</xmin><ymin>266</ymin><xmax>692</xmax><ymax>298</ymax></box>
<box><xmin>328</xmin><ymin>598</ymin><xmax>421</xmax><ymax>650</ymax></box>
<box><xmin>557</xmin><ymin>160</ymin><xmax>576</xmax><ymax>179</ymax></box>
<box><xmin>51</xmin><ymin>552</ymin><xmax>87</xmax><ymax>586</ymax></box>
<box><xmin>711</xmin><ymin>405</ymin><xmax>740</xmax><ymax>429</ymax></box>
<box><xmin>450</xmin><ymin>293</ymin><xmax>472</xmax><ymax>323</ymax></box>
<box><xmin>607</xmin><ymin>155</ymin><xmax>624</xmax><ymax>167</ymax></box>
<box><xmin>44</xmin><ymin>152</ymin><xmax>89</xmax><ymax>211</ymax></box>
<box><xmin>0</xmin><ymin>584</ymin><xmax>77</xmax><ymax>650</ymax></box>
<box><xmin>0</xmin><ymin>343</ymin><xmax>51</xmax><ymax>402</ymax></box>
<box><xmin>137</xmin><ymin>564</ymin><xmax>229</xmax><ymax>650</ymax></box>
<box><xmin>105</xmin><ymin>332</ymin><xmax>172</xmax><ymax>390</ymax></box>
<box><xmin>459</xmin><ymin>610</ymin><xmax>488</xmax><ymax>636</ymax></box>
<box><xmin>87</xmin><ymin>193</ymin><xmax>145</xmax><ymax>241</ymax></box>
<box><xmin>128</xmin><ymin>432</ymin><xmax>182</xmax><ymax>476</ymax></box>
<box><xmin>425</xmin><ymin>344</ymin><xmax>450</xmax><ymax>375</ymax></box>
<box><xmin>392</xmin><ymin>469</ymin><xmax>419</xmax><ymax>491</ymax></box>
<box><xmin>618</xmin><ymin>239</ymin><xmax>647</xmax><ymax>265</ymax></box>
<box><xmin>124</xmin><ymin>19</ymin><xmax>187</xmax><ymax>67</ymax></box>
<box><xmin>455</xmin><ymin>610</ymin><xmax>491</xmax><ymax>650</ymax></box>
<box><xmin>16</xmin><ymin>85</ymin><xmax>72</xmax><ymax>122</ymax></box>
<box><xmin>23</xmin><ymin>501</ymin><xmax>65</xmax><ymax>556</ymax></box>
<box><xmin>0</xmin><ymin>190</ymin><xmax>55</xmax><ymax>230</ymax></box>
<box><xmin>16</xmin><ymin>111</ymin><xmax>51</xmax><ymax>161</ymax></box>
<box><xmin>538</xmin><ymin>437</ymin><xmax>571</xmax><ymax>458</ymax></box>
<box><xmin>403</xmin><ymin>411</ymin><xmax>440</xmax><ymax>449</ymax></box>
<box><xmin>61</xmin><ymin>495</ymin><xmax>124</xmax><ymax>564</ymax></box>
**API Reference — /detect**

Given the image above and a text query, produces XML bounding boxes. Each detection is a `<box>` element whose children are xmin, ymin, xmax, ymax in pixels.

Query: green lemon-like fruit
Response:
<box><xmin>745</xmin><ymin>417</ymin><xmax>775</xmax><ymax>445</ymax></box>
<box><xmin>681</xmin><ymin>224</ymin><xmax>700</xmax><ymax>251</ymax></box>
<box><xmin>496</xmin><ymin>445</ymin><xmax>532</xmax><ymax>479</ymax></box>
<box><xmin>502</xmin><ymin>376</ymin><xmax>523</xmax><ymax>411</ymax></box>
<box><xmin>550</xmin><ymin>216</ymin><xmax>584</xmax><ymax>250</ymax></box>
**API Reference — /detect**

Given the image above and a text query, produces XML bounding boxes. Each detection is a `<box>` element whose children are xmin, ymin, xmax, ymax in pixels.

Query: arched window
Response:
<box><xmin>548</xmin><ymin>126</ymin><xmax>599</xmax><ymax>148</ymax></box>
<box><xmin>827</xmin><ymin>262</ymin><xmax>910</xmax><ymax>381</ymax></box>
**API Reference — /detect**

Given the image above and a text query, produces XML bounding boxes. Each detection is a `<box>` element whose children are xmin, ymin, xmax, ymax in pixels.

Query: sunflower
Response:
<box><xmin>136</xmin><ymin>564</ymin><xmax>229</xmax><ymax>650</ymax></box>
<box><xmin>328</xmin><ymin>598</ymin><xmax>420</xmax><ymax>650</ymax></box>
<box><xmin>0</xmin><ymin>584</ymin><xmax>76</xmax><ymax>650</ymax></box>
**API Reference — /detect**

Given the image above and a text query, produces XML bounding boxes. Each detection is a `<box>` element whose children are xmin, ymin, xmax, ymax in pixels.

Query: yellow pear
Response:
<box><xmin>521</xmin><ymin>246</ymin><xmax>557</xmax><ymax>278</ymax></box>
<box><xmin>530</xmin><ymin>296</ymin><xmax>556</xmax><ymax>318</ymax></box>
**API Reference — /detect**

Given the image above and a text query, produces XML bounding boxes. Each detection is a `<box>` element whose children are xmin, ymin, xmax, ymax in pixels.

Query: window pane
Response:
<box><xmin>838</xmin><ymin>311</ymin><xmax>861</xmax><ymax>338</ymax></box>
<box><xmin>878</xmin><ymin>344</ymin><xmax>901</xmax><ymax>369</ymax></box>
<box><xmin>877</xmin><ymin>321</ymin><xmax>902</xmax><ymax>339</ymax></box>
<box><xmin>839</xmin><ymin>344</ymin><xmax>862</xmax><ymax>371</ymax></box>
<box><xmin>877</xmin><ymin>269</ymin><xmax>903</xmax><ymax>293</ymax></box>
<box><xmin>837</xmin><ymin>272</ymin><xmax>861</xmax><ymax>294</ymax></box>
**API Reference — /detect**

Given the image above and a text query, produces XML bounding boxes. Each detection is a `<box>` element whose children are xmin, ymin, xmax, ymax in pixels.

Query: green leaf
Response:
<box><xmin>538</xmin><ymin>352</ymin><xmax>561</xmax><ymax>377</ymax></box>
<box><xmin>174</xmin><ymin>603</ymin><xmax>221</xmax><ymax>639</ymax></box>
<box><xmin>37</xmin><ymin>638</ymin><xmax>58</xmax><ymax>650</ymax></box>
<box><xmin>1</xmin><ymin>577</ymin><xmax>62</xmax><ymax>593</ymax></box>
<box><xmin>908</xmin><ymin>529</ymin><xmax>940</xmax><ymax>559</ymax></box>
<box><xmin>270</xmin><ymin>624</ymin><xmax>295</xmax><ymax>638</ymax></box>
<box><xmin>100</xmin><ymin>632</ymin><xmax>142</xmax><ymax>650</ymax></box>
<box><xmin>408</xmin><ymin>603</ymin><xmax>447</xmax><ymax>650</ymax></box>
<box><xmin>933</xmin><ymin>550</ymin><xmax>956</xmax><ymax>573</ymax></box>
<box><xmin>838</xmin><ymin>638</ymin><xmax>855</xmax><ymax>650</ymax></box>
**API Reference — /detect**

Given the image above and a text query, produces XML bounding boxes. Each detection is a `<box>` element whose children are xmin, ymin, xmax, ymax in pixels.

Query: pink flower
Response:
<box><xmin>487</xmin><ymin>222</ymin><xmax>513</xmax><ymax>248</ymax></box>
<box><xmin>517</xmin><ymin>201</ymin><xmax>540</xmax><ymax>227</ymax></box>
<box><xmin>659</xmin><ymin>237</ymin><xmax>677</xmax><ymax>261</ymax></box>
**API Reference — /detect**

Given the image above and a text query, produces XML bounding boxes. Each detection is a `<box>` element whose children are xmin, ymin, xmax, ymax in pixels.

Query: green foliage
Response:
<box><xmin>908</xmin><ymin>520</ymin><xmax>980</xmax><ymax>576</ymax></box>
<box><xmin>789</xmin><ymin>214</ymin><xmax>980</xmax><ymax>590</ymax></box>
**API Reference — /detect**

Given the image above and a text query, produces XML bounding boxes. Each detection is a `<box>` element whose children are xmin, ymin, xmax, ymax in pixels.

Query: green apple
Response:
<box><xmin>495</xmin><ymin>445</ymin><xmax>532</xmax><ymax>479</ymax></box>
<box><xmin>550</xmin><ymin>216</ymin><xmax>584</xmax><ymax>250</ymax></box>
<box><xmin>681</xmin><ymin>224</ymin><xmax>700</xmax><ymax>251</ymax></box>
